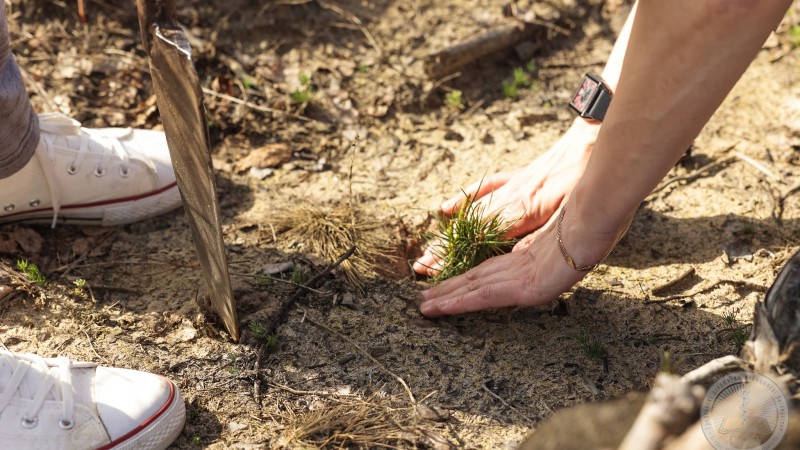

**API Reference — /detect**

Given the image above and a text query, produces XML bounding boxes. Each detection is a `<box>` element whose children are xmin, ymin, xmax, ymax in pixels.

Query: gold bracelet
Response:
<box><xmin>556</xmin><ymin>206</ymin><xmax>598</xmax><ymax>272</ymax></box>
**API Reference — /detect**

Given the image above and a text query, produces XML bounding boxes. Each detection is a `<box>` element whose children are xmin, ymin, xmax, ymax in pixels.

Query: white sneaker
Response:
<box><xmin>0</xmin><ymin>113</ymin><xmax>182</xmax><ymax>227</ymax></box>
<box><xmin>0</xmin><ymin>351</ymin><xmax>186</xmax><ymax>450</ymax></box>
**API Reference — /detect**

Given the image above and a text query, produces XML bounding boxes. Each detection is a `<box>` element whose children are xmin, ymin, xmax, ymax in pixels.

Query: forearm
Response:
<box><xmin>572</xmin><ymin>0</ymin><xmax>791</xmax><ymax>238</ymax></box>
<box><xmin>567</xmin><ymin>1</ymin><xmax>637</xmax><ymax>137</ymax></box>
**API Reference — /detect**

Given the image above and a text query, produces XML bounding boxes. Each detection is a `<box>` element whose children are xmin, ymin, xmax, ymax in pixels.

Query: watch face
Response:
<box><xmin>571</xmin><ymin>77</ymin><xmax>599</xmax><ymax>112</ymax></box>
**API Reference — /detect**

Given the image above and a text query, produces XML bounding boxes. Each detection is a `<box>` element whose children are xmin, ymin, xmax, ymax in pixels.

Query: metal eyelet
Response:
<box><xmin>94</xmin><ymin>167</ymin><xmax>106</xmax><ymax>177</ymax></box>
<box><xmin>58</xmin><ymin>418</ymin><xmax>74</xmax><ymax>430</ymax></box>
<box><xmin>3</xmin><ymin>204</ymin><xmax>14</xmax><ymax>212</ymax></box>
<box><xmin>119</xmin><ymin>166</ymin><xmax>131</xmax><ymax>178</ymax></box>
<box><xmin>21</xmin><ymin>416</ymin><xmax>38</xmax><ymax>429</ymax></box>
<box><xmin>29</xmin><ymin>199</ymin><xmax>40</xmax><ymax>208</ymax></box>
<box><xmin>67</xmin><ymin>164</ymin><xmax>78</xmax><ymax>175</ymax></box>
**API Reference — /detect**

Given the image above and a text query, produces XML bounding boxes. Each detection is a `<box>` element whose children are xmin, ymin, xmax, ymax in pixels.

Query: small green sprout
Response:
<box><xmin>502</xmin><ymin>82</ymin><xmax>518</xmax><ymax>99</ymax></box>
<box><xmin>291</xmin><ymin>266</ymin><xmax>308</xmax><ymax>285</ymax></box>
<box><xmin>576</xmin><ymin>331</ymin><xmax>607</xmax><ymax>362</ymax></box>
<box><xmin>424</xmin><ymin>188</ymin><xmax>517</xmax><ymax>283</ymax></box>
<box><xmin>249</xmin><ymin>321</ymin><xmax>279</xmax><ymax>350</ymax></box>
<box><xmin>357</xmin><ymin>63</ymin><xmax>369</xmax><ymax>73</ymax></box>
<box><xmin>722</xmin><ymin>308</ymin><xmax>738</xmax><ymax>327</ymax></box>
<box><xmin>193</xmin><ymin>436</ymin><xmax>202</xmax><ymax>446</ymax></box>
<box><xmin>290</xmin><ymin>74</ymin><xmax>314</xmax><ymax>104</ymax></box>
<box><xmin>721</xmin><ymin>308</ymin><xmax>749</xmax><ymax>351</ymax></box>
<box><xmin>732</xmin><ymin>327</ymin><xmax>750</xmax><ymax>349</ymax></box>
<box><xmin>255</xmin><ymin>276</ymin><xmax>273</xmax><ymax>287</ymax></box>
<box><xmin>16</xmin><ymin>260</ymin><xmax>47</xmax><ymax>287</ymax></box>
<box><xmin>445</xmin><ymin>90</ymin><xmax>465</xmax><ymax>110</ymax></box>
<box><xmin>72</xmin><ymin>278</ymin><xmax>87</xmax><ymax>296</ymax></box>
<box><xmin>503</xmin><ymin>65</ymin><xmax>537</xmax><ymax>99</ymax></box>
<box><xmin>789</xmin><ymin>24</ymin><xmax>800</xmax><ymax>47</ymax></box>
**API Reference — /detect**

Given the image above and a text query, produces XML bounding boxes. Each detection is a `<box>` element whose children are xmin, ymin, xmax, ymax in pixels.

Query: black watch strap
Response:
<box><xmin>569</xmin><ymin>73</ymin><xmax>613</xmax><ymax>122</ymax></box>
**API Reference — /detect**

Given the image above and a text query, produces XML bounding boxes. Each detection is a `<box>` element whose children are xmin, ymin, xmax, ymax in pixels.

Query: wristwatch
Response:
<box><xmin>569</xmin><ymin>73</ymin><xmax>613</xmax><ymax>122</ymax></box>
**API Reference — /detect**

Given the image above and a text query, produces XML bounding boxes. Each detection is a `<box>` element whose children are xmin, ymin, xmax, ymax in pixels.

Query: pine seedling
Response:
<box><xmin>426</xmin><ymin>189</ymin><xmax>517</xmax><ymax>283</ymax></box>
<box><xmin>576</xmin><ymin>331</ymin><xmax>607</xmax><ymax>362</ymax></box>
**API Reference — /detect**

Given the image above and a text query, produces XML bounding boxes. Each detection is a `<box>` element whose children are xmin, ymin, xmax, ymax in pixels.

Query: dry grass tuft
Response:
<box><xmin>276</xmin><ymin>201</ymin><xmax>391</xmax><ymax>290</ymax></box>
<box><xmin>279</xmin><ymin>396</ymin><xmax>447</xmax><ymax>449</ymax></box>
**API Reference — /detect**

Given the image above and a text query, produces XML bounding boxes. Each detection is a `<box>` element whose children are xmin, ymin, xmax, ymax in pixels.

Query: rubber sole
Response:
<box><xmin>98</xmin><ymin>379</ymin><xmax>186</xmax><ymax>450</ymax></box>
<box><xmin>0</xmin><ymin>183</ymin><xmax>182</xmax><ymax>226</ymax></box>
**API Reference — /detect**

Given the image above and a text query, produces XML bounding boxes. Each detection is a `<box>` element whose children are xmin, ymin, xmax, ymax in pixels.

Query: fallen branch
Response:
<box><xmin>424</xmin><ymin>19</ymin><xmax>531</xmax><ymax>79</ymax></box>
<box><xmin>680</xmin><ymin>355</ymin><xmax>749</xmax><ymax>385</ymax></box>
<box><xmin>647</xmin><ymin>278</ymin><xmax>768</xmax><ymax>304</ymax></box>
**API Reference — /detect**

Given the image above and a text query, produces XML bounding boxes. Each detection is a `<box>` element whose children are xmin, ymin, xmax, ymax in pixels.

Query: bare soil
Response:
<box><xmin>2</xmin><ymin>0</ymin><xmax>800</xmax><ymax>448</ymax></box>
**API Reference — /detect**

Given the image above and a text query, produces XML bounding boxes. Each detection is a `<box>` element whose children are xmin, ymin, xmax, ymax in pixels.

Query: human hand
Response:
<box><xmin>418</xmin><ymin>217</ymin><xmax>586</xmax><ymax>317</ymax></box>
<box><xmin>413</xmin><ymin>119</ymin><xmax>600</xmax><ymax>276</ymax></box>
<box><xmin>419</xmin><ymin>202</ymin><xmax>629</xmax><ymax>317</ymax></box>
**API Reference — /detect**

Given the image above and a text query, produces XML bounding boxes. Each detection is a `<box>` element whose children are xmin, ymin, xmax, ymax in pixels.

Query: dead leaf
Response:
<box><xmin>235</xmin><ymin>143</ymin><xmax>292</xmax><ymax>172</ymax></box>
<box><xmin>0</xmin><ymin>285</ymin><xmax>13</xmax><ymax>301</ymax></box>
<box><xmin>12</xmin><ymin>228</ymin><xmax>43</xmax><ymax>254</ymax></box>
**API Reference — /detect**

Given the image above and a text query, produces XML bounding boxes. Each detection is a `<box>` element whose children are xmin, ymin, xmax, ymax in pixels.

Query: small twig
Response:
<box><xmin>229</xmin><ymin>271</ymin><xmax>328</xmax><ymax>294</ymax></box>
<box><xmin>774</xmin><ymin>179</ymin><xmax>800</xmax><ymax>222</ymax></box>
<box><xmin>650</xmin><ymin>267</ymin><xmax>695</xmax><ymax>296</ymax></box>
<box><xmin>651</xmin><ymin>155</ymin><xmax>736</xmax><ymax>195</ymax></box>
<box><xmin>253</xmin><ymin>348</ymin><xmax>262</xmax><ymax>406</ymax></box>
<box><xmin>317</xmin><ymin>0</ymin><xmax>384</xmax><ymax>57</ymax></box>
<box><xmin>201</xmin><ymin>87</ymin><xmax>318</xmax><ymax>123</ymax></box>
<box><xmin>734</xmin><ymin>152</ymin><xmax>782</xmax><ymax>183</ymax></box>
<box><xmin>647</xmin><ymin>278</ymin><xmax>768</xmax><ymax>304</ymax></box>
<box><xmin>268</xmin><ymin>245</ymin><xmax>356</xmax><ymax>335</ymax></box>
<box><xmin>267</xmin><ymin>380</ymin><xmax>357</xmax><ymax>398</ymax></box>
<box><xmin>480</xmin><ymin>383</ymin><xmax>533</xmax><ymax>426</ymax></box>
<box><xmin>81</xmin><ymin>329</ymin><xmax>107</xmax><ymax>364</ymax></box>
<box><xmin>681</xmin><ymin>355</ymin><xmax>748</xmax><ymax>385</ymax></box>
<box><xmin>303</xmin><ymin>312</ymin><xmax>417</xmax><ymax>407</ymax></box>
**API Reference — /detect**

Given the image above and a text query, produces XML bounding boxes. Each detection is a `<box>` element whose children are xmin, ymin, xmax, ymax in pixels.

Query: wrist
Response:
<box><xmin>561</xmin><ymin>189</ymin><xmax>637</xmax><ymax>269</ymax></box>
<box><xmin>567</xmin><ymin>117</ymin><xmax>601</xmax><ymax>143</ymax></box>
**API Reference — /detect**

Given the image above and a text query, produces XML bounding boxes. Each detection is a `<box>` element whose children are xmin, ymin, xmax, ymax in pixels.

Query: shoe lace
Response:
<box><xmin>36</xmin><ymin>113</ymin><xmax>133</xmax><ymax>228</ymax></box>
<box><xmin>0</xmin><ymin>351</ymin><xmax>76</xmax><ymax>429</ymax></box>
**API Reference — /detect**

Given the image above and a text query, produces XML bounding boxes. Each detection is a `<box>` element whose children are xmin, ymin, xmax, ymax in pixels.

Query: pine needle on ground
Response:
<box><xmin>276</xmin><ymin>201</ymin><xmax>390</xmax><ymax>290</ymax></box>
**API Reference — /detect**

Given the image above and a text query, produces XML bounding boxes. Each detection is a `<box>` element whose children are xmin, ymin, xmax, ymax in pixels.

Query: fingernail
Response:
<box><xmin>440</xmin><ymin>200</ymin><xmax>453</xmax><ymax>211</ymax></box>
<box><xmin>420</xmin><ymin>301</ymin><xmax>434</xmax><ymax>315</ymax></box>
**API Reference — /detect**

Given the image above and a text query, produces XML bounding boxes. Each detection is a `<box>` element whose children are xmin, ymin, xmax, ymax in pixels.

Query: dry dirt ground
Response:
<box><xmin>2</xmin><ymin>0</ymin><xmax>800</xmax><ymax>448</ymax></box>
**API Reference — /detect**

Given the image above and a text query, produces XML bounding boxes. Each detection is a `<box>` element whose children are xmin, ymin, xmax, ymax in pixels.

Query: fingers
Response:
<box><xmin>419</xmin><ymin>252</ymin><xmax>530</xmax><ymax>317</ymax></box>
<box><xmin>413</xmin><ymin>246</ymin><xmax>444</xmax><ymax>275</ymax></box>
<box><xmin>440</xmin><ymin>171</ymin><xmax>514</xmax><ymax>213</ymax></box>
<box><xmin>420</xmin><ymin>279</ymin><xmax>528</xmax><ymax>317</ymax></box>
